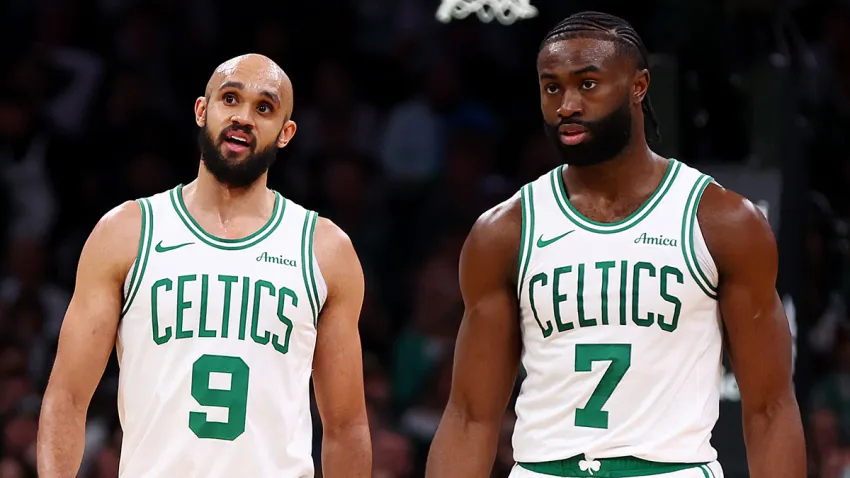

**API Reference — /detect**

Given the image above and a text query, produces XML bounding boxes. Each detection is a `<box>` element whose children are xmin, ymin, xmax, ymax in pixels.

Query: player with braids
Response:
<box><xmin>427</xmin><ymin>10</ymin><xmax>804</xmax><ymax>478</ymax></box>
<box><xmin>540</xmin><ymin>11</ymin><xmax>662</xmax><ymax>145</ymax></box>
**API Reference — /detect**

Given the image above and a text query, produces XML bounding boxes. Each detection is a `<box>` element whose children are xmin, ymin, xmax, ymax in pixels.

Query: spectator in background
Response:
<box><xmin>0</xmin><ymin>456</ymin><xmax>32</xmax><ymax>478</ymax></box>
<box><xmin>2</xmin><ymin>415</ymin><xmax>38</xmax><ymax>473</ymax></box>
<box><xmin>372</xmin><ymin>428</ymin><xmax>415</xmax><ymax>478</ymax></box>
<box><xmin>0</xmin><ymin>86</ymin><xmax>58</xmax><ymax>242</ymax></box>
<box><xmin>0</xmin><ymin>236</ymin><xmax>70</xmax><ymax>378</ymax></box>
<box><xmin>379</xmin><ymin>59</ymin><xmax>495</xmax><ymax>186</ymax></box>
<box><xmin>392</xmin><ymin>241</ymin><xmax>462</xmax><ymax>411</ymax></box>
<box><xmin>811</xmin><ymin>333</ymin><xmax>850</xmax><ymax>477</ymax></box>
<box><xmin>316</xmin><ymin>152</ymin><xmax>388</xmax><ymax>277</ymax></box>
<box><xmin>399</xmin><ymin>355</ymin><xmax>453</xmax><ymax>456</ymax></box>
<box><xmin>295</xmin><ymin>59</ymin><xmax>381</xmax><ymax>158</ymax></box>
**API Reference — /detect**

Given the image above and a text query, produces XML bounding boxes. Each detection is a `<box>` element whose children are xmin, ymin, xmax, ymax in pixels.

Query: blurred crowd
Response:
<box><xmin>1</xmin><ymin>0</ymin><xmax>850</xmax><ymax>477</ymax></box>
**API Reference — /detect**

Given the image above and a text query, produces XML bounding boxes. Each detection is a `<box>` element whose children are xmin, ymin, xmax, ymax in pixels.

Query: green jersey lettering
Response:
<box><xmin>631</xmin><ymin>262</ymin><xmax>655</xmax><ymax>328</ymax></box>
<box><xmin>146</xmin><ymin>274</ymin><xmax>302</xmax><ymax>354</ymax></box>
<box><xmin>525</xmin><ymin>260</ymin><xmax>686</xmax><ymax>337</ymax></box>
<box><xmin>272</xmin><ymin>287</ymin><xmax>297</xmax><ymax>354</ymax></box>
<box><xmin>659</xmin><ymin>266</ymin><xmax>684</xmax><ymax>332</ymax></box>
<box><xmin>176</xmin><ymin>275</ymin><xmax>196</xmax><ymax>339</ymax></box>
<box><xmin>151</xmin><ymin>278</ymin><xmax>173</xmax><ymax>345</ymax></box>
<box><xmin>529</xmin><ymin>272</ymin><xmax>553</xmax><ymax>338</ymax></box>
<box><xmin>251</xmin><ymin>280</ymin><xmax>275</xmax><ymax>345</ymax></box>
<box><xmin>553</xmin><ymin>266</ymin><xmax>575</xmax><ymax>332</ymax></box>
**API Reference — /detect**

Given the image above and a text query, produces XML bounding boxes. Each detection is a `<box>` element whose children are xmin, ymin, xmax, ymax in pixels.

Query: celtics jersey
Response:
<box><xmin>513</xmin><ymin>159</ymin><xmax>723</xmax><ymax>465</ymax></box>
<box><xmin>116</xmin><ymin>185</ymin><xmax>327</xmax><ymax>478</ymax></box>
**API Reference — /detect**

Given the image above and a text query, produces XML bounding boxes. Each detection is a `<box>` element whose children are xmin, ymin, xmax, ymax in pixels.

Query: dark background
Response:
<box><xmin>1</xmin><ymin>0</ymin><xmax>849</xmax><ymax>476</ymax></box>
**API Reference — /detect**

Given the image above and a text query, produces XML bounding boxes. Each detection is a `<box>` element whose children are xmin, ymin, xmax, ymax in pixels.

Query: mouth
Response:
<box><xmin>222</xmin><ymin>131</ymin><xmax>252</xmax><ymax>153</ymax></box>
<box><xmin>558</xmin><ymin>124</ymin><xmax>589</xmax><ymax>146</ymax></box>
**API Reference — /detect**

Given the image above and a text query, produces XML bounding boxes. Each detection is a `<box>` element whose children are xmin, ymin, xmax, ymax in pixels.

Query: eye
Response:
<box><xmin>544</xmin><ymin>84</ymin><xmax>559</xmax><ymax>94</ymax></box>
<box><xmin>223</xmin><ymin>93</ymin><xmax>237</xmax><ymax>104</ymax></box>
<box><xmin>581</xmin><ymin>80</ymin><xmax>598</xmax><ymax>90</ymax></box>
<box><xmin>257</xmin><ymin>103</ymin><xmax>272</xmax><ymax>113</ymax></box>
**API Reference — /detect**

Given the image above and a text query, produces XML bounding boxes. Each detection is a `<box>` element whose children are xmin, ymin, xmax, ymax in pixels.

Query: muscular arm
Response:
<box><xmin>311</xmin><ymin>217</ymin><xmax>371</xmax><ymax>478</ymax></box>
<box><xmin>699</xmin><ymin>185</ymin><xmax>805</xmax><ymax>478</ymax></box>
<box><xmin>425</xmin><ymin>198</ymin><xmax>523</xmax><ymax>478</ymax></box>
<box><xmin>37</xmin><ymin>202</ymin><xmax>141</xmax><ymax>478</ymax></box>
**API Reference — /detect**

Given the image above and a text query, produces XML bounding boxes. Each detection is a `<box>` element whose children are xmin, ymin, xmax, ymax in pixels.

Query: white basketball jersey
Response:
<box><xmin>513</xmin><ymin>159</ymin><xmax>723</xmax><ymax>464</ymax></box>
<box><xmin>116</xmin><ymin>185</ymin><xmax>327</xmax><ymax>478</ymax></box>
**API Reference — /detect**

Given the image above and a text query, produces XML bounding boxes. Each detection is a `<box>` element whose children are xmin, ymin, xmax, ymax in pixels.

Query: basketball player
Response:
<box><xmin>37</xmin><ymin>54</ymin><xmax>371</xmax><ymax>477</ymax></box>
<box><xmin>426</xmin><ymin>12</ymin><xmax>804</xmax><ymax>478</ymax></box>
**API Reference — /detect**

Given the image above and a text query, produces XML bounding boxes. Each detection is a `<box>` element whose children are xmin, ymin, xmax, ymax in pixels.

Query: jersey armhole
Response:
<box><xmin>516</xmin><ymin>184</ymin><xmax>535</xmax><ymax>300</ymax></box>
<box><xmin>121</xmin><ymin>198</ymin><xmax>154</xmax><ymax>319</ymax></box>
<box><xmin>300</xmin><ymin>210</ymin><xmax>326</xmax><ymax>327</ymax></box>
<box><xmin>681</xmin><ymin>176</ymin><xmax>719</xmax><ymax>300</ymax></box>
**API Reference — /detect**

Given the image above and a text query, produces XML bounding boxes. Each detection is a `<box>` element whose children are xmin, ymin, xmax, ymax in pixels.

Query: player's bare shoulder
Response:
<box><xmin>462</xmin><ymin>191</ymin><xmax>524</xmax><ymax>286</ymax></box>
<box><xmin>312</xmin><ymin>215</ymin><xmax>364</xmax><ymax>300</ymax></box>
<box><xmin>313</xmin><ymin>216</ymin><xmax>355</xmax><ymax>262</ymax></box>
<box><xmin>82</xmin><ymin>200</ymin><xmax>145</xmax><ymax>281</ymax></box>
<box><xmin>696</xmin><ymin>182</ymin><xmax>776</xmax><ymax>271</ymax></box>
<box><xmin>476</xmin><ymin>190</ymin><xmax>523</xmax><ymax>238</ymax></box>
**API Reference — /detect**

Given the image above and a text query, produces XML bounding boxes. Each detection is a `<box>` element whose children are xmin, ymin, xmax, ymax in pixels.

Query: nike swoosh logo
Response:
<box><xmin>536</xmin><ymin>230</ymin><xmax>575</xmax><ymax>248</ymax></box>
<box><xmin>155</xmin><ymin>241</ymin><xmax>194</xmax><ymax>253</ymax></box>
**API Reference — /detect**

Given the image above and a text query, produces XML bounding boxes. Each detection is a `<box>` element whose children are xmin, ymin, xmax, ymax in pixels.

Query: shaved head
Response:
<box><xmin>205</xmin><ymin>53</ymin><xmax>294</xmax><ymax>118</ymax></box>
<box><xmin>194</xmin><ymin>53</ymin><xmax>297</xmax><ymax>188</ymax></box>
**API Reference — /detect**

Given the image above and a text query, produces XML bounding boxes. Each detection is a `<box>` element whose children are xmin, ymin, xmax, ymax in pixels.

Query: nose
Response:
<box><xmin>229</xmin><ymin>106</ymin><xmax>256</xmax><ymax>129</ymax></box>
<box><xmin>556</xmin><ymin>89</ymin><xmax>583</xmax><ymax>119</ymax></box>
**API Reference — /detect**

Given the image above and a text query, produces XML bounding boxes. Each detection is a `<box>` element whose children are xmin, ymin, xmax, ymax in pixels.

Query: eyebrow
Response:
<box><xmin>572</xmin><ymin>65</ymin><xmax>600</xmax><ymax>75</ymax></box>
<box><xmin>539</xmin><ymin>64</ymin><xmax>601</xmax><ymax>80</ymax></box>
<box><xmin>219</xmin><ymin>80</ymin><xmax>280</xmax><ymax>106</ymax></box>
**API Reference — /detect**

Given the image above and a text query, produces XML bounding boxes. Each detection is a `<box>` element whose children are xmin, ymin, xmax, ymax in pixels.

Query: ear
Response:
<box><xmin>194</xmin><ymin>97</ymin><xmax>207</xmax><ymax>127</ymax></box>
<box><xmin>276</xmin><ymin>120</ymin><xmax>297</xmax><ymax>148</ymax></box>
<box><xmin>633</xmin><ymin>69</ymin><xmax>650</xmax><ymax>105</ymax></box>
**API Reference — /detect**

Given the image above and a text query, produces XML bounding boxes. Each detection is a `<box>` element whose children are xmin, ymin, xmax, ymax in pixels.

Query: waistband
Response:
<box><xmin>518</xmin><ymin>455</ymin><xmax>708</xmax><ymax>477</ymax></box>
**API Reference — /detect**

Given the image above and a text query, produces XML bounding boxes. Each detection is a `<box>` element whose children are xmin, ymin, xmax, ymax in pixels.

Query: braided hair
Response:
<box><xmin>540</xmin><ymin>11</ymin><xmax>661</xmax><ymax>144</ymax></box>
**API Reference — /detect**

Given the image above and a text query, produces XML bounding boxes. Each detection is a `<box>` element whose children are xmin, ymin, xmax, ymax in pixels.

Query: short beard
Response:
<box><xmin>197</xmin><ymin>125</ymin><xmax>279</xmax><ymax>188</ymax></box>
<box><xmin>543</xmin><ymin>99</ymin><xmax>633</xmax><ymax>167</ymax></box>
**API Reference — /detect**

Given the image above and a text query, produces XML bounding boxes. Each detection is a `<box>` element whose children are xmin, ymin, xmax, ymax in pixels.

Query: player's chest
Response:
<box><xmin>130</xmin><ymin>249</ymin><xmax>316</xmax><ymax>354</ymax></box>
<box><xmin>521</xmin><ymin>230</ymin><xmax>698</xmax><ymax>339</ymax></box>
<box><xmin>145</xmin><ymin>245</ymin><xmax>306</xmax><ymax>295</ymax></box>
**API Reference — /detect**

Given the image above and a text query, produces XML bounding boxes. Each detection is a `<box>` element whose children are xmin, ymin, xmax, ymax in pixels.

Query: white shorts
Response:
<box><xmin>509</xmin><ymin>460</ymin><xmax>724</xmax><ymax>478</ymax></box>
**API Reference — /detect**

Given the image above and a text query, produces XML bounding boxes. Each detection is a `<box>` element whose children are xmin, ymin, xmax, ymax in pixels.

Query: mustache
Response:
<box><xmin>556</xmin><ymin>117</ymin><xmax>594</xmax><ymax>128</ymax></box>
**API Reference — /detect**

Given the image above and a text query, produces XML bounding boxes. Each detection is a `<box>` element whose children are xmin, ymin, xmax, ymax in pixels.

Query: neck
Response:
<box><xmin>562</xmin><ymin>139</ymin><xmax>658</xmax><ymax>201</ymax></box>
<box><xmin>185</xmin><ymin>164</ymin><xmax>272</xmax><ymax>222</ymax></box>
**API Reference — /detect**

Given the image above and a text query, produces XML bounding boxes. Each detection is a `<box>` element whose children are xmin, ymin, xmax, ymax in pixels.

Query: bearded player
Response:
<box><xmin>426</xmin><ymin>12</ymin><xmax>804</xmax><ymax>478</ymax></box>
<box><xmin>38</xmin><ymin>54</ymin><xmax>371</xmax><ymax>478</ymax></box>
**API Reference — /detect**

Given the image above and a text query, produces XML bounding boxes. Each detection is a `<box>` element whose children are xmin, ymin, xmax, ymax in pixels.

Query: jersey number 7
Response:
<box><xmin>574</xmin><ymin>343</ymin><xmax>632</xmax><ymax>430</ymax></box>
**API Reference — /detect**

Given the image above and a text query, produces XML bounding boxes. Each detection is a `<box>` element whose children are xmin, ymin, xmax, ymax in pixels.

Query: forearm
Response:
<box><xmin>37</xmin><ymin>390</ymin><xmax>88</xmax><ymax>478</ymax></box>
<box><xmin>743</xmin><ymin>394</ymin><xmax>806</xmax><ymax>478</ymax></box>
<box><xmin>425</xmin><ymin>408</ymin><xmax>500</xmax><ymax>478</ymax></box>
<box><xmin>321</xmin><ymin>422</ymin><xmax>372</xmax><ymax>478</ymax></box>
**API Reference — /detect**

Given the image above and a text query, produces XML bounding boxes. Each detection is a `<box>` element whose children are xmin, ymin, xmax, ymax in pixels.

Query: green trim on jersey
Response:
<box><xmin>681</xmin><ymin>174</ymin><xmax>718</xmax><ymax>300</ymax></box>
<box><xmin>301</xmin><ymin>211</ymin><xmax>321</xmax><ymax>326</ymax></box>
<box><xmin>307</xmin><ymin>212</ymin><xmax>322</xmax><ymax>324</ymax></box>
<box><xmin>518</xmin><ymin>455</ymin><xmax>707</xmax><ymax>477</ymax></box>
<box><xmin>517</xmin><ymin>185</ymin><xmax>535</xmax><ymax>299</ymax></box>
<box><xmin>699</xmin><ymin>464</ymin><xmax>717</xmax><ymax>478</ymax></box>
<box><xmin>550</xmin><ymin>159</ymin><xmax>681</xmax><ymax>234</ymax></box>
<box><xmin>121</xmin><ymin>198</ymin><xmax>154</xmax><ymax>318</ymax></box>
<box><xmin>169</xmin><ymin>185</ymin><xmax>286</xmax><ymax>250</ymax></box>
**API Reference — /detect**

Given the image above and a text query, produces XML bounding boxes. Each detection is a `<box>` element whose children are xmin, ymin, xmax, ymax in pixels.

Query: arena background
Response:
<box><xmin>1</xmin><ymin>0</ymin><xmax>848</xmax><ymax>476</ymax></box>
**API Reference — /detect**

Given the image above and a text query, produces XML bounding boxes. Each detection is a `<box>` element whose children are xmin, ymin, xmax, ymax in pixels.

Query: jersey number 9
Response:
<box><xmin>189</xmin><ymin>354</ymin><xmax>250</xmax><ymax>440</ymax></box>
